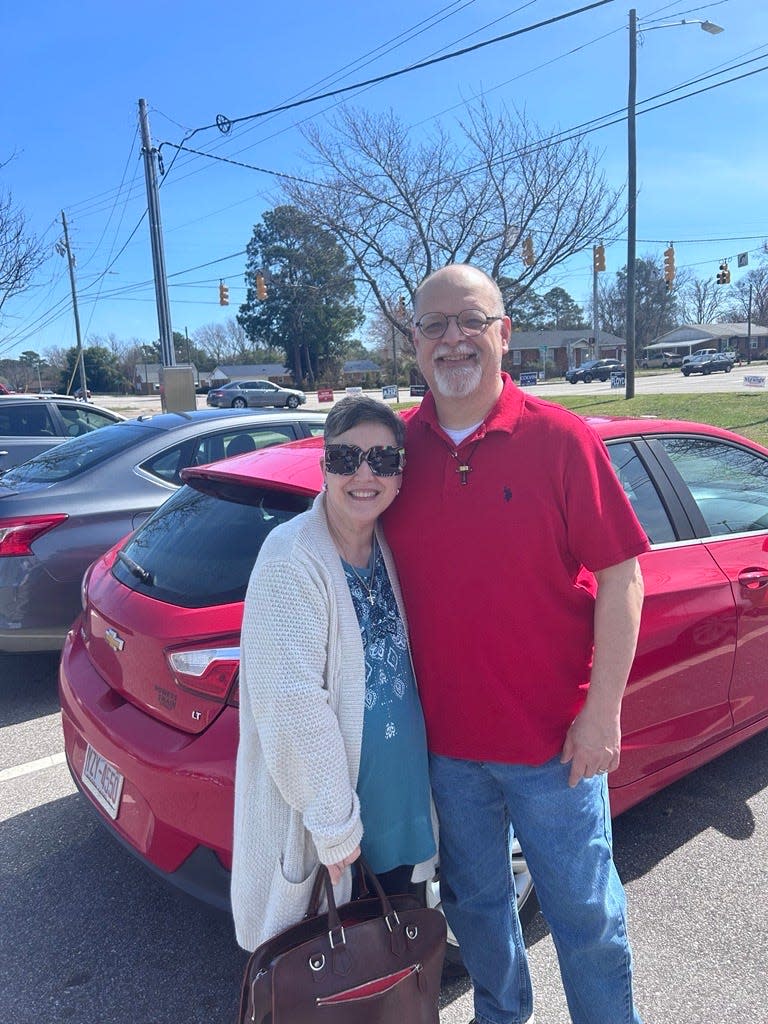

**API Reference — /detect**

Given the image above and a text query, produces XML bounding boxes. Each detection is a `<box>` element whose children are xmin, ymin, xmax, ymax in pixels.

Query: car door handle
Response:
<box><xmin>737</xmin><ymin>567</ymin><xmax>768</xmax><ymax>591</ymax></box>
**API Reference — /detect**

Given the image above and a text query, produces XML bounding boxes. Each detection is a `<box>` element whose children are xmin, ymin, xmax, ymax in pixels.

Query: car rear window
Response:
<box><xmin>113</xmin><ymin>483</ymin><xmax>312</xmax><ymax>607</ymax></box>
<box><xmin>0</xmin><ymin>421</ymin><xmax>159</xmax><ymax>485</ymax></box>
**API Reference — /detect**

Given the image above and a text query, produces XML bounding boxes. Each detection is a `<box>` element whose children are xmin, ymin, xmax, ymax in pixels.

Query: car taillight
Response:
<box><xmin>0</xmin><ymin>514</ymin><xmax>68</xmax><ymax>557</ymax></box>
<box><xmin>166</xmin><ymin>645</ymin><xmax>240</xmax><ymax>706</ymax></box>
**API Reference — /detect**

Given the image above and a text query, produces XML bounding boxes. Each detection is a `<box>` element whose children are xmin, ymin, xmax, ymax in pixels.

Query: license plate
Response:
<box><xmin>81</xmin><ymin>744</ymin><xmax>124</xmax><ymax>820</ymax></box>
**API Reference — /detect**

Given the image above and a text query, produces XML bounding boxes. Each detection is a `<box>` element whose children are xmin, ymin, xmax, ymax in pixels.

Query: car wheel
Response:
<box><xmin>725</xmin><ymin>364</ymin><xmax>732</xmax><ymax>373</ymax></box>
<box><xmin>286</xmin><ymin>395</ymin><xmax>300</xmax><ymax>409</ymax></box>
<box><xmin>232</xmin><ymin>397</ymin><xmax>247</xmax><ymax>408</ymax></box>
<box><xmin>682</xmin><ymin>369</ymin><xmax>690</xmax><ymax>377</ymax></box>
<box><xmin>425</xmin><ymin>838</ymin><xmax>537</xmax><ymax>971</ymax></box>
<box><xmin>569</xmin><ymin>379</ymin><xmax>577</xmax><ymax>384</ymax></box>
<box><xmin>703</xmin><ymin>367</ymin><xmax>712</xmax><ymax>375</ymax></box>
<box><xmin>583</xmin><ymin>373</ymin><xmax>593</xmax><ymax>384</ymax></box>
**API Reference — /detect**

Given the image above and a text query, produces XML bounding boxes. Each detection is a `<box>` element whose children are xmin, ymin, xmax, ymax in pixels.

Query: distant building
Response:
<box><xmin>507</xmin><ymin>330</ymin><xmax>626</xmax><ymax>375</ymax></box>
<box><xmin>135</xmin><ymin>362</ymin><xmax>198</xmax><ymax>394</ymax></box>
<box><xmin>649</xmin><ymin>323</ymin><xmax>768</xmax><ymax>360</ymax></box>
<box><xmin>342</xmin><ymin>359</ymin><xmax>381</xmax><ymax>383</ymax></box>
<box><xmin>209</xmin><ymin>363</ymin><xmax>294</xmax><ymax>385</ymax></box>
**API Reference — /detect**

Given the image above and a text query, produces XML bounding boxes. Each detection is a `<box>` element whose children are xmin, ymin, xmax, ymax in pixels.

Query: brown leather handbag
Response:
<box><xmin>236</xmin><ymin>860</ymin><xmax>447</xmax><ymax>1024</ymax></box>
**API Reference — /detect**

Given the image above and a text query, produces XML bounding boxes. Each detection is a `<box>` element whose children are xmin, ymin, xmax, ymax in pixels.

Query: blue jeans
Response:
<box><xmin>429</xmin><ymin>754</ymin><xmax>642</xmax><ymax>1024</ymax></box>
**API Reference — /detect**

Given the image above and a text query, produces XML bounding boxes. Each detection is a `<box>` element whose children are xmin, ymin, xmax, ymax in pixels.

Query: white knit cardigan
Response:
<box><xmin>231</xmin><ymin>493</ymin><xmax>436</xmax><ymax>952</ymax></box>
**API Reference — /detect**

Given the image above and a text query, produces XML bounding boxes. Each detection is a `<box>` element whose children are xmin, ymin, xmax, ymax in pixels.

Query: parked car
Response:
<box><xmin>0</xmin><ymin>408</ymin><xmax>326</xmax><ymax>652</ymax></box>
<box><xmin>564</xmin><ymin>358</ymin><xmax>624</xmax><ymax>383</ymax></box>
<box><xmin>682</xmin><ymin>348</ymin><xmax>719</xmax><ymax>365</ymax></box>
<box><xmin>0</xmin><ymin>395</ymin><xmax>123</xmax><ymax>473</ymax></box>
<box><xmin>681</xmin><ymin>352</ymin><xmax>734</xmax><ymax>376</ymax></box>
<box><xmin>640</xmin><ymin>350</ymin><xmax>683</xmax><ymax>369</ymax></box>
<box><xmin>73</xmin><ymin>387</ymin><xmax>92</xmax><ymax>400</ymax></box>
<box><xmin>59</xmin><ymin>416</ymin><xmax>768</xmax><ymax>953</ymax></box>
<box><xmin>206</xmin><ymin>380</ymin><xmax>306</xmax><ymax>409</ymax></box>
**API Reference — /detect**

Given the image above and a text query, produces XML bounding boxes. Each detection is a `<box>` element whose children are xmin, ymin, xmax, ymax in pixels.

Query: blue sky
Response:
<box><xmin>2</xmin><ymin>0</ymin><xmax>766</xmax><ymax>358</ymax></box>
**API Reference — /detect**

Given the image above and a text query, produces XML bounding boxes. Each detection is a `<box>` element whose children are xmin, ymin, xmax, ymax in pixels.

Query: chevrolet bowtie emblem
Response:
<box><xmin>105</xmin><ymin>628</ymin><xmax>125</xmax><ymax>652</ymax></box>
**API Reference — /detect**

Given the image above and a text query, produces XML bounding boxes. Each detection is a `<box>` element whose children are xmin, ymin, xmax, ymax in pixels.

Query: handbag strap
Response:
<box><xmin>305</xmin><ymin>856</ymin><xmax>374</xmax><ymax>918</ymax></box>
<box><xmin>304</xmin><ymin>858</ymin><xmax>398</xmax><ymax>932</ymax></box>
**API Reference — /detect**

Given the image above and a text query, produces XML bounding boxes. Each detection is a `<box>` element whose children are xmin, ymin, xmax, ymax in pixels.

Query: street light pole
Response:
<box><xmin>625</xmin><ymin>8</ymin><xmax>638</xmax><ymax>399</ymax></box>
<box><xmin>625</xmin><ymin>10</ymin><xmax>723</xmax><ymax>400</ymax></box>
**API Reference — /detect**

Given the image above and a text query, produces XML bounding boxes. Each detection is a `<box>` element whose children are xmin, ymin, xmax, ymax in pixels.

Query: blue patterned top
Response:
<box><xmin>342</xmin><ymin>544</ymin><xmax>435</xmax><ymax>874</ymax></box>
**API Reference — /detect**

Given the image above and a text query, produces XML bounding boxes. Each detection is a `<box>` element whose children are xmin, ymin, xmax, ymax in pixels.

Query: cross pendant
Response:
<box><xmin>457</xmin><ymin>463</ymin><xmax>472</xmax><ymax>485</ymax></box>
<box><xmin>367</xmin><ymin>593</ymin><xmax>376</xmax><ymax>606</ymax></box>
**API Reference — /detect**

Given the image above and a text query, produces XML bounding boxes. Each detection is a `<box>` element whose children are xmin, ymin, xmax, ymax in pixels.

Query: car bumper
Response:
<box><xmin>59</xmin><ymin>622</ymin><xmax>237</xmax><ymax>904</ymax></box>
<box><xmin>0</xmin><ymin>558</ymin><xmax>80</xmax><ymax>653</ymax></box>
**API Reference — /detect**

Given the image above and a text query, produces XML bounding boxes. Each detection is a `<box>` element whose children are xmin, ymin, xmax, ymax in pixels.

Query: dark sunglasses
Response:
<box><xmin>324</xmin><ymin>444</ymin><xmax>406</xmax><ymax>477</ymax></box>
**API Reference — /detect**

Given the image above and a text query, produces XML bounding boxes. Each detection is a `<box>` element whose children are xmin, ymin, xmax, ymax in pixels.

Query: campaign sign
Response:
<box><xmin>382</xmin><ymin>385</ymin><xmax>399</xmax><ymax>400</ymax></box>
<box><xmin>610</xmin><ymin>372</ymin><xmax>626</xmax><ymax>389</ymax></box>
<box><xmin>743</xmin><ymin>375</ymin><xmax>766</xmax><ymax>388</ymax></box>
<box><xmin>317</xmin><ymin>387</ymin><xmax>335</xmax><ymax>403</ymax></box>
<box><xmin>519</xmin><ymin>372</ymin><xmax>538</xmax><ymax>387</ymax></box>
<box><xmin>409</xmin><ymin>385</ymin><xmax>427</xmax><ymax>397</ymax></box>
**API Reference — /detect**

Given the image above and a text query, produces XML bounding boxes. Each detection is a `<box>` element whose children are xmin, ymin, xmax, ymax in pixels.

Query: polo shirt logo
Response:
<box><xmin>503</xmin><ymin>486</ymin><xmax>513</xmax><ymax>502</ymax></box>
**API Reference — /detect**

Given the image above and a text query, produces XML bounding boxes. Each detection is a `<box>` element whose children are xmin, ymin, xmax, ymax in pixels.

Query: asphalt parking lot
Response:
<box><xmin>2</xmin><ymin>652</ymin><xmax>768</xmax><ymax>1023</ymax></box>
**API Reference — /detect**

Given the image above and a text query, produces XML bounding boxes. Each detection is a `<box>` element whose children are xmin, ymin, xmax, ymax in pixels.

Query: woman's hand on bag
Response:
<box><xmin>326</xmin><ymin>846</ymin><xmax>361</xmax><ymax>885</ymax></box>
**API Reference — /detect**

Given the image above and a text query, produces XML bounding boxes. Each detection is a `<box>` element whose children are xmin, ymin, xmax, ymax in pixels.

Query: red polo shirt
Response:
<box><xmin>384</xmin><ymin>375</ymin><xmax>649</xmax><ymax>764</ymax></box>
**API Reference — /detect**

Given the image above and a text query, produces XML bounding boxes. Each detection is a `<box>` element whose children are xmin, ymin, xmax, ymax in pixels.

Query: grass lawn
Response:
<box><xmin>546</xmin><ymin>392</ymin><xmax>768</xmax><ymax>448</ymax></box>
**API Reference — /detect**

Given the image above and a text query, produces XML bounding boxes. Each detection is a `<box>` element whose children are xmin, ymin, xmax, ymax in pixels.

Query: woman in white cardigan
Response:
<box><xmin>231</xmin><ymin>395</ymin><xmax>437</xmax><ymax>951</ymax></box>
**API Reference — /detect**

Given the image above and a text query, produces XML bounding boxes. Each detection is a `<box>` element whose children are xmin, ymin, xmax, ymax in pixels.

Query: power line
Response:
<box><xmin>158</xmin><ymin>0</ymin><xmax>616</xmax><ymax>149</ymax></box>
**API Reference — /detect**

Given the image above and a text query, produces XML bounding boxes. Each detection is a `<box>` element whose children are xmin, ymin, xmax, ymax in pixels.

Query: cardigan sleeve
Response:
<box><xmin>240</xmin><ymin>554</ymin><xmax>363</xmax><ymax>865</ymax></box>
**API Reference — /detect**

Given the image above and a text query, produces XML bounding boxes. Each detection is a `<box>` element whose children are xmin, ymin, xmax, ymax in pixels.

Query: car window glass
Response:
<box><xmin>307</xmin><ymin>424</ymin><xmax>326</xmax><ymax>438</ymax></box>
<box><xmin>114</xmin><ymin>485</ymin><xmax>312</xmax><ymax>607</ymax></box>
<box><xmin>140</xmin><ymin>442</ymin><xmax>190</xmax><ymax>485</ymax></box>
<box><xmin>80</xmin><ymin>408</ymin><xmax>118</xmax><ymax>429</ymax></box>
<box><xmin>607</xmin><ymin>441</ymin><xmax>676</xmax><ymax>544</ymax></box>
<box><xmin>3</xmin><ymin>403</ymin><xmax>56</xmax><ymax>437</ymax></box>
<box><xmin>658</xmin><ymin>437</ymin><xmax>768</xmax><ymax>536</ymax></box>
<box><xmin>140</xmin><ymin>425</ymin><xmax>300</xmax><ymax>483</ymax></box>
<box><xmin>0</xmin><ymin>422</ymin><xmax>156</xmax><ymax>485</ymax></box>
<box><xmin>193</xmin><ymin>425</ymin><xmax>299</xmax><ymax>466</ymax></box>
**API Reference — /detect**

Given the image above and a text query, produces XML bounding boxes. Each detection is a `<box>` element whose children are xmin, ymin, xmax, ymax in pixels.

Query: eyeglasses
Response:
<box><xmin>324</xmin><ymin>444</ymin><xmax>406</xmax><ymax>477</ymax></box>
<box><xmin>414</xmin><ymin>308</ymin><xmax>503</xmax><ymax>340</ymax></box>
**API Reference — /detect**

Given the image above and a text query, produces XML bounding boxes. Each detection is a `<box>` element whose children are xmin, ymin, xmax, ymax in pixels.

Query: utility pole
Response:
<box><xmin>625</xmin><ymin>8</ymin><xmax>638</xmax><ymax>399</ymax></box>
<box><xmin>59</xmin><ymin>210</ymin><xmax>88</xmax><ymax>399</ymax></box>
<box><xmin>747</xmin><ymin>283</ymin><xmax>753</xmax><ymax>364</ymax></box>
<box><xmin>138</xmin><ymin>98</ymin><xmax>175</xmax><ymax>367</ymax></box>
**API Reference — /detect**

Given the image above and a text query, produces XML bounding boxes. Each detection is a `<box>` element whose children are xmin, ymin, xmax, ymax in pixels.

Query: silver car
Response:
<box><xmin>0</xmin><ymin>395</ymin><xmax>123</xmax><ymax>472</ymax></box>
<box><xmin>206</xmin><ymin>380</ymin><xmax>306</xmax><ymax>410</ymax></box>
<box><xmin>0</xmin><ymin>408</ymin><xmax>326</xmax><ymax>652</ymax></box>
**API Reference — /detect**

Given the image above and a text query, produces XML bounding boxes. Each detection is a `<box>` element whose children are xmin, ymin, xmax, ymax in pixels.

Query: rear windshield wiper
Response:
<box><xmin>117</xmin><ymin>550</ymin><xmax>154</xmax><ymax>586</ymax></box>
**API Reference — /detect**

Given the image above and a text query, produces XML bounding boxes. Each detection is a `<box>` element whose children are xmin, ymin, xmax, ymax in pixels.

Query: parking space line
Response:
<box><xmin>0</xmin><ymin>751</ymin><xmax>66</xmax><ymax>782</ymax></box>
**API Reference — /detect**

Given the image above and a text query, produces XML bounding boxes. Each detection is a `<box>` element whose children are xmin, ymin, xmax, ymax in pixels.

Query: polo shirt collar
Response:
<box><xmin>417</xmin><ymin>373</ymin><xmax>524</xmax><ymax>442</ymax></box>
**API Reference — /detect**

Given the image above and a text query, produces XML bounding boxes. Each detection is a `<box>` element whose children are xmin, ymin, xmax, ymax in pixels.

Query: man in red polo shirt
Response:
<box><xmin>384</xmin><ymin>265</ymin><xmax>648</xmax><ymax>1024</ymax></box>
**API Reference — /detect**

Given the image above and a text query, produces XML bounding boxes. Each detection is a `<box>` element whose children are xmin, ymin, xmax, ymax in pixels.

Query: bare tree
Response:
<box><xmin>678</xmin><ymin>276</ymin><xmax>726</xmax><ymax>324</ymax></box>
<box><xmin>722</xmin><ymin>257</ymin><xmax>768</xmax><ymax>328</ymax></box>
<box><xmin>284</xmin><ymin>102</ymin><xmax>623</xmax><ymax>329</ymax></box>
<box><xmin>0</xmin><ymin>186</ymin><xmax>48</xmax><ymax>316</ymax></box>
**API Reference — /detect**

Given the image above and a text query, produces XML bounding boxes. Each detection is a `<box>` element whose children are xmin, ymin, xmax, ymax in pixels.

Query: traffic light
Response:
<box><xmin>663</xmin><ymin>245</ymin><xmax>676</xmax><ymax>289</ymax></box>
<box><xmin>218</xmin><ymin>281</ymin><xmax>229</xmax><ymax>306</ymax></box>
<box><xmin>593</xmin><ymin>244</ymin><xmax>606</xmax><ymax>273</ymax></box>
<box><xmin>522</xmin><ymin>236</ymin><xmax>535</xmax><ymax>267</ymax></box>
<box><xmin>716</xmin><ymin>262</ymin><xmax>731</xmax><ymax>285</ymax></box>
<box><xmin>256</xmin><ymin>274</ymin><xmax>268</xmax><ymax>301</ymax></box>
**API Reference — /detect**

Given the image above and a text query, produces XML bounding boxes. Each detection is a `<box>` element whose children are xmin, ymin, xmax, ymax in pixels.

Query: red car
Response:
<box><xmin>59</xmin><ymin>417</ymin><xmax>768</xmax><ymax>943</ymax></box>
